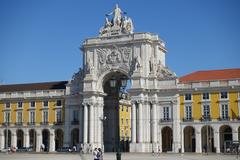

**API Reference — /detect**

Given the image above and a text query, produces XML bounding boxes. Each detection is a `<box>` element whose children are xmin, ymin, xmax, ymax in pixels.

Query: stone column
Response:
<box><xmin>181</xmin><ymin>127</ymin><xmax>184</xmax><ymax>153</ymax></box>
<box><xmin>138</xmin><ymin>102</ymin><xmax>143</xmax><ymax>143</ymax></box>
<box><xmin>89</xmin><ymin>105</ymin><xmax>94</xmax><ymax>143</ymax></box>
<box><xmin>98</xmin><ymin>104</ymin><xmax>104</xmax><ymax>148</ymax></box>
<box><xmin>24</xmin><ymin>132</ymin><xmax>30</xmax><ymax>147</ymax></box>
<box><xmin>172</xmin><ymin>99</ymin><xmax>181</xmax><ymax>153</ymax></box>
<box><xmin>195</xmin><ymin>129</ymin><xmax>202</xmax><ymax>153</ymax></box>
<box><xmin>79</xmin><ymin>105</ymin><xmax>84</xmax><ymax>144</ymax></box>
<box><xmin>131</xmin><ymin>102</ymin><xmax>136</xmax><ymax>143</ymax></box>
<box><xmin>152</xmin><ymin>102</ymin><xmax>157</xmax><ymax>143</ymax></box>
<box><xmin>232</xmin><ymin>128</ymin><xmax>239</xmax><ymax>141</ymax></box>
<box><xmin>49</xmin><ymin>130</ymin><xmax>55</xmax><ymax>152</ymax></box>
<box><xmin>83</xmin><ymin>104</ymin><xmax>88</xmax><ymax>144</ymax></box>
<box><xmin>0</xmin><ymin>132</ymin><xmax>4</xmax><ymax>149</ymax></box>
<box><xmin>36</xmin><ymin>130</ymin><xmax>42</xmax><ymax>152</ymax></box>
<box><xmin>214</xmin><ymin>130</ymin><xmax>220</xmax><ymax>153</ymax></box>
<box><xmin>63</xmin><ymin>107</ymin><xmax>70</xmax><ymax>146</ymax></box>
<box><xmin>11</xmin><ymin>132</ymin><xmax>17</xmax><ymax>148</ymax></box>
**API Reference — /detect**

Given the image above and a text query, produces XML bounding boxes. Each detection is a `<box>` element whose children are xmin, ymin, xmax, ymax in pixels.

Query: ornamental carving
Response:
<box><xmin>96</xmin><ymin>45</ymin><xmax>132</xmax><ymax>75</ymax></box>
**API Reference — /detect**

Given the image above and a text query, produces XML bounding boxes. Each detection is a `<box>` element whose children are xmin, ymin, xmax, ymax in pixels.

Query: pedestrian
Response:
<box><xmin>40</xmin><ymin>143</ymin><xmax>45</xmax><ymax>152</ymax></box>
<box><xmin>93</xmin><ymin>148</ymin><xmax>99</xmax><ymax>160</ymax></box>
<box><xmin>98</xmin><ymin>148</ymin><xmax>103</xmax><ymax>160</ymax></box>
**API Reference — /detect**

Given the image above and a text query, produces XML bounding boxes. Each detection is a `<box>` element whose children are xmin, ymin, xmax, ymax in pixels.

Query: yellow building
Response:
<box><xmin>0</xmin><ymin>81</ymin><xmax>67</xmax><ymax>152</ymax></box>
<box><xmin>119</xmin><ymin>99</ymin><xmax>131</xmax><ymax>152</ymax></box>
<box><xmin>178</xmin><ymin>69</ymin><xmax>240</xmax><ymax>153</ymax></box>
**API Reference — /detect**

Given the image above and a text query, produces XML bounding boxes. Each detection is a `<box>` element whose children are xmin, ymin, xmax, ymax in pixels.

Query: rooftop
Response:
<box><xmin>179</xmin><ymin>68</ymin><xmax>240</xmax><ymax>83</ymax></box>
<box><xmin>0</xmin><ymin>81</ymin><xmax>68</xmax><ymax>92</ymax></box>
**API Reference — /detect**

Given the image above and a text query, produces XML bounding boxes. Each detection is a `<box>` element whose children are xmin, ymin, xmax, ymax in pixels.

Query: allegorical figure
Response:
<box><xmin>106</xmin><ymin>4</ymin><xmax>123</xmax><ymax>26</ymax></box>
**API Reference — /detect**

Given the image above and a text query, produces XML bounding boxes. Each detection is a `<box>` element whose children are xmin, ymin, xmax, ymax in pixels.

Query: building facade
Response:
<box><xmin>0</xmin><ymin>5</ymin><xmax>240</xmax><ymax>153</ymax></box>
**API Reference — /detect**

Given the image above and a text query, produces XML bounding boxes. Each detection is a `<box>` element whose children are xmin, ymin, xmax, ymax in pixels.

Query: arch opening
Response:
<box><xmin>201</xmin><ymin>125</ymin><xmax>214</xmax><ymax>152</ymax></box>
<box><xmin>16</xmin><ymin>129</ymin><xmax>24</xmax><ymax>148</ymax></box>
<box><xmin>42</xmin><ymin>129</ymin><xmax>50</xmax><ymax>152</ymax></box>
<box><xmin>162</xmin><ymin>126</ymin><xmax>173</xmax><ymax>152</ymax></box>
<box><xmin>4</xmin><ymin>129</ymin><xmax>11</xmax><ymax>149</ymax></box>
<box><xmin>29</xmin><ymin>129</ymin><xmax>36</xmax><ymax>151</ymax></box>
<box><xmin>219</xmin><ymin>125</ymin><xmax>232</xmax><ymax>153</ymax></box>
<box><xmin>184</xmin><ymin>126</ymin><xmax>195</xmax><ymax>152</ymax></box>
<box><xmin>55</xmin><ymin>129</ymin><xmax>64</xmax><ymax>150</ymax></box>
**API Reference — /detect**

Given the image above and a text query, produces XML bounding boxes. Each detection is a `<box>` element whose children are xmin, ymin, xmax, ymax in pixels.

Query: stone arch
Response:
<box><xmin>4</xmin><ymin>129</ymin><xmax>11</xmax><ymax>148</ymax></box>
<box><xmin>184</xmin><ymin>126</ymin><xmax>195</xmax><ymax>152</ymax></box>
<box><xmin>42</xmin><ymin>129</ymin><xmax>50</xmax><ymax>151</ymax></box>
<box><xmin>16</xmin><ymin>129</ymin><xmax>24</xmax><ymax>148</ymax></box>
<box><xmin>55</xmin><ymin>129</ymin><xmax>64</xmax><ymax>150</ymax></box>
<box><xmin>29</xmin><ymin>129</ymin><xmax>37</xmax><ymax>151</ymax></box>
<box><xmin>71</xmin><ymin>128</ymin><xmax>79</xmax><ymax>147</ymax></box>
<box><xmin>201</xmin><ymin>125</ymin><xmax>214</xmax><ymax>152</ymax></box>
<box><xmin>96</xmin><ymin>69</ymin><xmax>131</xmax><ymax>93</ymax></box>
<box><xmin>219</xmin><ymin>125</ymin><xmax>232</xmax><ymax>153</ymax></box>
<box><xmin>161</xmin><ymin>126</ymin><xmax>173</xmax><ymax>152</ymax></box>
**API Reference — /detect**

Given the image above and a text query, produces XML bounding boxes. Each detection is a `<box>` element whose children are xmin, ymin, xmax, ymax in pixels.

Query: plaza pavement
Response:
<box><xmin>0</xmin><ymin>152</ymin><xmax>239</xmax><ymax>160</ymax></box>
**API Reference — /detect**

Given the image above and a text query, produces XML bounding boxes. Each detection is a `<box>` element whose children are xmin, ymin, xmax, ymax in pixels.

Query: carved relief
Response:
<box><xmin>96</xmin><ymin>45</ymin><xmax>132</xmax><ymax>75</ymax></box>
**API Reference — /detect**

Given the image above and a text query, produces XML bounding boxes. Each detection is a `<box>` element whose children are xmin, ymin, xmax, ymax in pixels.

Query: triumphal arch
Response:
<box><xmin>64</xmin><ymin>5</ymin><xmax>181</xmax><ymax>153</ymax></box>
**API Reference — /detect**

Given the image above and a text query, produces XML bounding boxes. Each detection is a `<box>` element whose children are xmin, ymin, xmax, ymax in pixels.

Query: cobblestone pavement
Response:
<box><xmin>0</xmin><ymin>152</ymin><xmax>239</xmax><ymax>160</ymax></box>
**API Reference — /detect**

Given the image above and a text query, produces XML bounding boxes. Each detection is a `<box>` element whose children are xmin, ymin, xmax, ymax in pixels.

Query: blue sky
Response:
<box><xmin>0</xmin><ymin>0</ymin><xmax>240</xmax><ymax>84</ymax></box>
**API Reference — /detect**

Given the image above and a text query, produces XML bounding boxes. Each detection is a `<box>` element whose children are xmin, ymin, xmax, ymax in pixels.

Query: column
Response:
<box><xmin>232</xmin><ymin>128</ymin><xmax>239</xmax><ymax>141</ymax></box>
<box><xmin>83</xmin><ymin>104</ymin><xmax>88</xmax><ymax>144</ymax></box>
<box><xmin>172</xmin><ymin>99</ymin><xmax>181</xmax><ymax>153</ymax></box>
<box><xmin>36</xmin><ymin>130</ymin><xmax>42</xmax><ymax>152</ymax></box>
<box><xmin>152</xmin><ymin>103</ymin><xmax>157</xmax><ymax>143</ymax></box>
<box><xmin>195</xmin><ymin>129</ymin><xmax>202</xmax><ymax>153</ymax></box>
<box><xmin>181</xmin><ymin>127</ymin><xmax>184</xmax><ymax>153</ymax></box>
<box><xmin>79</xmin><ymin>106</ymin><xmax>83</xmax><ymax>144</ymax></box>
<box><xmin>0</xmin><ymin>132</ymin><xmax>4</xmax><ymax>149</ymax></box>
<box><xmin>24</xmin><ymin>132</ymin><xmax>30</xmax><ymax>147</ymax></box>
<box><xmin>89</xmin><ymin>105</ymin><xmax>94</xmax><ymax>143</ymax></box>
<box><xmin>63</xmin><ymin>107</ymin><xmax>70</xmax><ymax>146</ymax></box>
<box><xmin>214</xmin><ymin>130</ymin><xmax>220</xmax><ymax>153</ymax></box>
<box><xmin>98</xmin><ymin>104</ymin><xmax>103</xmax><ymax>147</ymax></box>
<box><xmin>11</xmin><ymin>132</ymin><xmax>17</xmax><ymax>148</ymax></box>
<box><xmin>138</xmin><ymin>102</ymin><xmax>143</xmax><ymax>143</ymax></box>
<box><xmin>131</xmin><ymin>103</ymin><xmax>136</xmax><ymax>143</ymax></box>
<box><xmin>49</xmin><ymin>130</ymin><xmax>55</xmax><ymax>152</ymax></box>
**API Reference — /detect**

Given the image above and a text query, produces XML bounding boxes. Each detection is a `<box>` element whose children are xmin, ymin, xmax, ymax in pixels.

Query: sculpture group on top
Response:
<box><xmin>99</xmin><ymin>4</ymin><xmax>134</xmax><ymax>37</ymax></box>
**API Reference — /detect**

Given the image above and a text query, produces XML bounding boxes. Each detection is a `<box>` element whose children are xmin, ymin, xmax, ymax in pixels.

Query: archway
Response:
<box><xmin>16</xmin><ymin>129</ymin><xmax>24</xmax><ymax>148</ymax></box>
<box><xmin>103</xmin><ymin>71</ymin><xmax>129</xmax><ymax>152</ymax></box>
<box><xmin>42</xmin><ymin>129</ymin><xmax>50</xmax><ymax>151</ymax></box>
<box><xmin>201</xmin><ymin>125</ymin><xmax>214</xmax><ymax>152</ymax></box>
<box><xmin>55</xmin><ymin>129</ymin><xmax>64</xmax><ymax>150</ymax></box>
<box><xmin>4</xmin><ymin>129</ymin><xmax>11</xmax><ymax>148</ymax></box>
<box><xmin>184</xmin><ymin>126</ymin><xmax>195</xmax><ymax>152</ymax></box>
<box><xmin>29</xmin><ymin>129</ymin><xmax>36</xmax><ymax>151</ymax></box>
<box><xmin>71</xmin><ymin>128</ymin><xmax>79</xmax><ymax>147</ymax></box>
<box><xmin>238</xmin><ymin>127</ymin><xmax>240</xmax><ymax>141</ymax></box>
<box><xmin>162</xmin><ymin>126</ymin><xmax>173</xmax><ymax>152</ymax></box>
<box><xmin>219</xmin><ymin>125</ymin><xmax>232</xmax><ymax>152</ymax></box>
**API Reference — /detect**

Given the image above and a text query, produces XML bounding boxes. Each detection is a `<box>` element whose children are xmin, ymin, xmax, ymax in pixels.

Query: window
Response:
<box><xmin>73</xmin><ymin>110</ymin><xmax>78</xmax><ymax>121</ymax></box>
<box><xmin>17</xmin><ymin>112</ymin><xmax>22</xmax><ymax>123</ymax></box>
<box><xmin>30</xmin><ymin>101</ymin><xmax>35</xmax><ymax>108</ymax></box>
<box><xmin>163</xmin><ymin>106</ymin><xmax>169</xmax><ymax>120</ymax></box>
<box><xmin>121</xmin><ymin>106</ymin><xmax>124</xmax><ymax>112</ymax></box>
<box><xmin>221</xmin><ymin>92</ymin><xmax>228</xmax><ymax>99</ymax></box>
<box><xmin>121</xmin><ymin>118</ymin><xmax>124</xmax><ymax>125</ymax></box>
<box><xmin>185</xmin><ymin>105</ymin><xmax>192</xmax><ymax>120</ymax></box>
<box><xmin>4</xmin><ymin>112</ymin><xmax>10</xmax><ymax>123</ymax></box>
<box><xmin>43</xmin><ymin>111</ymin><xmax>48</xmax><ymax>123</ymax></box>
<box><xmin>56</xmin><ymin>110</ymin><xmax>62</xmax><ymax>122</ymax></box>
<box><xmin>5</xmin><ymin>102</ymin><xmax>10</xmax><ymax>108</ymax></box>
<box><xmin>221</xmin><ymin>104</ymin><xmax>228</xmax><ymax>119</ymax></box>
<box><xmin>43</xmin><ymin>101</ymin><xmax>48</xmax><ymax>107</ymax></box>
<box><xmin>56</xmin><ymin>100</ymin><xmax>62</xmax><ymax>106</ymax></box>
<box><xmin>17</xmin><ymin>102</ymin><xmax>23</xmax><ymax>108</ymax></box>
<box><xmin>30</xmin><ymin>111</ymin><xmax>35</xmax><ymax>123</ymax></box>
<box><xmin>203</xmin><ymin>104</ymin><xmax>210</xmax><ymax>118</ymax></box>
<box><xmin>126</xmin><ymin>119</ymin><xmax>128</xmax><ymax>125</ymax></box>
<box><xmin>185</xmin><ymin>94</ymin><xmax>192</xmax><ymax>101</ymax></box>
<box><xmin>126</xmin><ymin>107</ymin><xmax>128</xmax><ymax>112</ymax></box>
<box><xmin>202</xmin><ymin>93</ymin><xmax>209</xmax><ymax>100</ymax></box>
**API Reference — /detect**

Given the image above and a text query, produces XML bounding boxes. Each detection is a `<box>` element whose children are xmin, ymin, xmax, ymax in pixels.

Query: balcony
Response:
<box><xmin>71</xmin><ymin>120</ymin><xmax>79</xmax><ymax>125</ymax></box>
<box><xmin>218</xmin><ymin>117</ymin><xmax>230</xmax><ymax>121</ymax></box>
<box><xmin>160</xmin><ymin>118</ymin><xmax>172</xmax><ymax>122</ymax></box>
<box><xmin>15</xmin><ymin>122</ymin><xmax>23</xmax><ymax>126</ymax></box>
<box><xmin>201</xmin><ymin>115</ymin><xmax>212</xmax><ymax>121</ymax></box>
<box><xmin>27</xmin><ymin>122</ymin><xmax>35</xmax><ymax>125</ymax></box>
<box><xmin>182</xmin><ymin>118</ymin><xmax>193</xmax><ymax>122</ymax></box>
<box><xmin>40</xmin><ymin>121</ymin><xmax>49</xmax><ymax>125</ymax></box>
<box><xmin>54</xmin><ymin>121</ymin><xmax>63</xmax><ymax>125</ymax></box>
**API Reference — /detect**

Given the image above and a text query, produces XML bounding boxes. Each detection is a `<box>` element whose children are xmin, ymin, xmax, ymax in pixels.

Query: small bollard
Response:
<box><xmin>116</xmin><ymin>151</ymin><xmax>121</xmax><ymax>160</ymax></box>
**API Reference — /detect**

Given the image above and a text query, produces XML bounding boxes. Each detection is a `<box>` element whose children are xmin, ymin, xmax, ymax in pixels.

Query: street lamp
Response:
<box><xmin>100</xmin><ymin>116</ymin><xmax>107</xmax><ymax>151</ymax></box>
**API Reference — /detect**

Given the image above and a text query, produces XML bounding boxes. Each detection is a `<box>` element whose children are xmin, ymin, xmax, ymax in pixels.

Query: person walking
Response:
<box><xmin>93</xmin><ymin>148</ymin><xmax>99</xmax><ymax>160</ymax></box>
<box><xmin>98</xmin><ymin>148</ymin><xmax>103</xmax><ymax>160</ymax></box>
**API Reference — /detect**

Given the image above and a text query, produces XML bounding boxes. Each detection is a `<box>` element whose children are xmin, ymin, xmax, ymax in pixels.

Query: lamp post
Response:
<box><xmin>100</xmin><ymin>116</ymin><xmax>107</xmax><ymax>151</ymax></box>
<box><xmin>110</xmin><ymin>75</ymin><xmax>127</xmax><ymax>160</ymax></box>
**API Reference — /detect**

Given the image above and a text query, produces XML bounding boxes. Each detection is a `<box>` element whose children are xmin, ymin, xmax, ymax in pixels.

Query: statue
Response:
<box><xmin>106</xmin><ymin>4</ymin><xmax>124</xmax><ymax>27</ymax></box>
<box><xmin>122</xmin><ymin>16</ymin><xmax>133</xmax><ymax>33</ymax></box>
<box><xmin>99</xmin><ymin>17</ymin><xmax>112</xmax><ymax>36</ymax></box>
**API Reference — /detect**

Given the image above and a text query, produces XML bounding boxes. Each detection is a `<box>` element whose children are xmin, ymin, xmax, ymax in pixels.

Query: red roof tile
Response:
<box><xmin>0</xmin><ymin>81</ymin><xmax>68</xmax><ymax>92</ymax></box>
<box><xmin>179</xmin><ymin>68</ymin><xmax>240</xmax><ymax>83</ymax></box>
